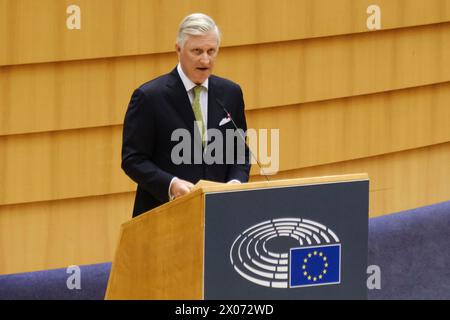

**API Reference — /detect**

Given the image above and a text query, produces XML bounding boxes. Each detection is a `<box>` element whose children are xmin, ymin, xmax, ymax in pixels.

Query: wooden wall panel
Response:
<box><xmin>2</xmin><ymin>81</ymin><xmax>449</xmax><ymax>205</ymax></box>
<box><xmin>1</xmin><ymin>141</ymin><xmax>448</xmax><ymax>275</ymax></box>
<box><xmin>2</xmin><ymin>22</ymin><xmax>450</xmax><ymax>136</ymax></box>
<box><xmin>250</xmin><ymin>141</ymin><xmax>450</xmax><ymax>218</ymax></box>
<box><xmin>2</xmin><ymin>0</ymin><xmax>450</xmax><ymax>66</ymax></box>
<box><xmin>232</xmin><ymin>22</ymin><xmax>450</xmax><ymax>110</ymax></box>
<box><xmin>0</xmin><ymin>54</ymin><xmax>175</xmax><ymax>136</ymax></box>
<box><xmin>0</xmin><ymin>126</ymin><xmax>134</xmax><ymax>205</ymax></box>
<box><xmin>0</xmin><ymin>192</ymin><xmax>133</xmax><ymax>275</ymax></box>
<box><xmin>247</xmin><ymin>81</ymin><xmax>450</xmax><ymax>174</ymax></box>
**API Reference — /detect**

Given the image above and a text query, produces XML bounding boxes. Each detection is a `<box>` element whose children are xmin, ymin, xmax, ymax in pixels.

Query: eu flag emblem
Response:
<box><xmin>290</xmin><ymin>244</ymin><xmax>341</xmax><ymax>287</ymax></box>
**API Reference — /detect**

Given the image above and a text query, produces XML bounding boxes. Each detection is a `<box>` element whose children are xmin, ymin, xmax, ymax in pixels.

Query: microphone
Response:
<box><xmin>215</xmin><ymin>99</ymin><xmax>270</xmax><ymax>182</ymax></box>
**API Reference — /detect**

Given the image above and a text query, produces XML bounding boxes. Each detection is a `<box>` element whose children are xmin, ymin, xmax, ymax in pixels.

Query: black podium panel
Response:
<box><xmin>204</xmin><ymin>180</ymin><xmax>369</xmax><ymax>299</ymax></box>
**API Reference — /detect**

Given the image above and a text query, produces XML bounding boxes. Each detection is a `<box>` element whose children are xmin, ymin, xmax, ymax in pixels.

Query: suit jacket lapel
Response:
<box><xmin>207</xmin><ymin>76</ymin><xmax>227</xmax><ymax>131</ymax></box>
<box><xmin>165</xmin><ymin>68</ymin><xmax>197</xmax><ymax>134</ymax></box>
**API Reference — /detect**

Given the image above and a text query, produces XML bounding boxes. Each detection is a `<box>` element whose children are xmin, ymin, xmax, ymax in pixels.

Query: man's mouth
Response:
<box><xmin>197</xmin><ymin>67</ymin><xmax>209</xmax><ymax>71</ymax></box>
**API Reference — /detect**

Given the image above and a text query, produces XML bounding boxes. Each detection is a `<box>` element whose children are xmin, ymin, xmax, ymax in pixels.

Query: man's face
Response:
<box><xmin>176</xmin><ymin>32</ymin><xmax>219</xmax><ymax>85</ymax></box>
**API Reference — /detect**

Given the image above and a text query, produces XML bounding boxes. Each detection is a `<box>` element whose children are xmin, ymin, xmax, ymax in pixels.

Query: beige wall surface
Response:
<box><xmin>0</xmin><ymin>0</ymin><xmax>449</xmax><ymax>275</ymax></box>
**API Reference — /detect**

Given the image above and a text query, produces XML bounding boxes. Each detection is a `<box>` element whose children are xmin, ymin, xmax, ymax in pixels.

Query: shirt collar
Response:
<box><xmin>177</xmin><ymin>63</ymin><xmax>209</xmax><ymax>92</ymax></box>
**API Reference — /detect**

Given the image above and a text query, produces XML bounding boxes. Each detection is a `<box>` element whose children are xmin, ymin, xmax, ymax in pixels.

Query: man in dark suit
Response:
<box><xmin>122</xmin><ymin>13</ymin><xmax>251</xmax><ymax>217</ymax></box>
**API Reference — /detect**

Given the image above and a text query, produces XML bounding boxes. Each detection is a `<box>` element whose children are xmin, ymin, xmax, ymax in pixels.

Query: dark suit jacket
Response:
<box><xmin>122</xmin><ymin>67</ymin><xmax>251</xmax><ymax>217</ymax></box>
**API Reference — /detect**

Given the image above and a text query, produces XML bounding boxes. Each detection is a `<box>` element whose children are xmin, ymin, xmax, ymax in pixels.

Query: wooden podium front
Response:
<box><xmin>105</xmin><ymin>174</ymin><xmax>369</xmax><ymax>300</ymax></box>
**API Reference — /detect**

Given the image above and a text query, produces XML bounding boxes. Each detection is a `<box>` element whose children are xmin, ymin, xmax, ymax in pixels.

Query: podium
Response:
<box><xmin>105</xmin><ymin>174</ymin><xmax>369</xmax><ymax>299</ymax></box>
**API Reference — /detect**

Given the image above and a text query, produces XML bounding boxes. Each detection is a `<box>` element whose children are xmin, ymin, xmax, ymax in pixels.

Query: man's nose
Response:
<box><xmin>199</xmin><ymin>52</ymin><xmax>210</xmax><ymax>64</ymax></box>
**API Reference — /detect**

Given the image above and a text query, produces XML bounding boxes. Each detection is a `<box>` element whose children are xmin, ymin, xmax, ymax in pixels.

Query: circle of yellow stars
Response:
<box><xmin>302</xmin><ymin>250</ymin><xmax>328</xmax><ymax>282</ymax></box>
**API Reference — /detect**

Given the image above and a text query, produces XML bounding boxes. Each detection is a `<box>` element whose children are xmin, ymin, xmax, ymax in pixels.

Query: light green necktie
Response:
<box><xmin>192</xmin><ymin>86</ymin><xmax>206</xmax><ymax>145</ymax></box>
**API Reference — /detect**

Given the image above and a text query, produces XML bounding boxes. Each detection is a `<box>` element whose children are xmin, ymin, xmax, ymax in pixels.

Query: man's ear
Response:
<box><xmin>175</xmin><ymin>43</ymin><xmax>181</xmax><ymax>54</ymax></box>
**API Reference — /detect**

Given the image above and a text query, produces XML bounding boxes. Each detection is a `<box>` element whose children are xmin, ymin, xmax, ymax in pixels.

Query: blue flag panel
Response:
<box><xmin>290</xmin><ymin>244</ymin><xmax>341</xmax><ymax>287</ymax></box>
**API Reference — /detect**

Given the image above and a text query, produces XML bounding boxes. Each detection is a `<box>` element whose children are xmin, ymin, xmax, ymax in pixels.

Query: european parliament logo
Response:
<box><xmin>229</xmin><ymin>218</ymin><xmax>341</xmax><ymax>288</ymax></box>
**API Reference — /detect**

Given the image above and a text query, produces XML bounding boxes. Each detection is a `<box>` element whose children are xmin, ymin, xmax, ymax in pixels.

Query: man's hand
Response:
<box><xmin>170</xmin><ymin>179</ymin><xmax>194</xmax><ymax>199</ymax></box>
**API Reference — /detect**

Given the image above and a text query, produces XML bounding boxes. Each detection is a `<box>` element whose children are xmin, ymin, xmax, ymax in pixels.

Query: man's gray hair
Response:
<box><xmin>176</xmin><ymin>13</ymin><xmax>221</xmax><ymax>48</ymax></box>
